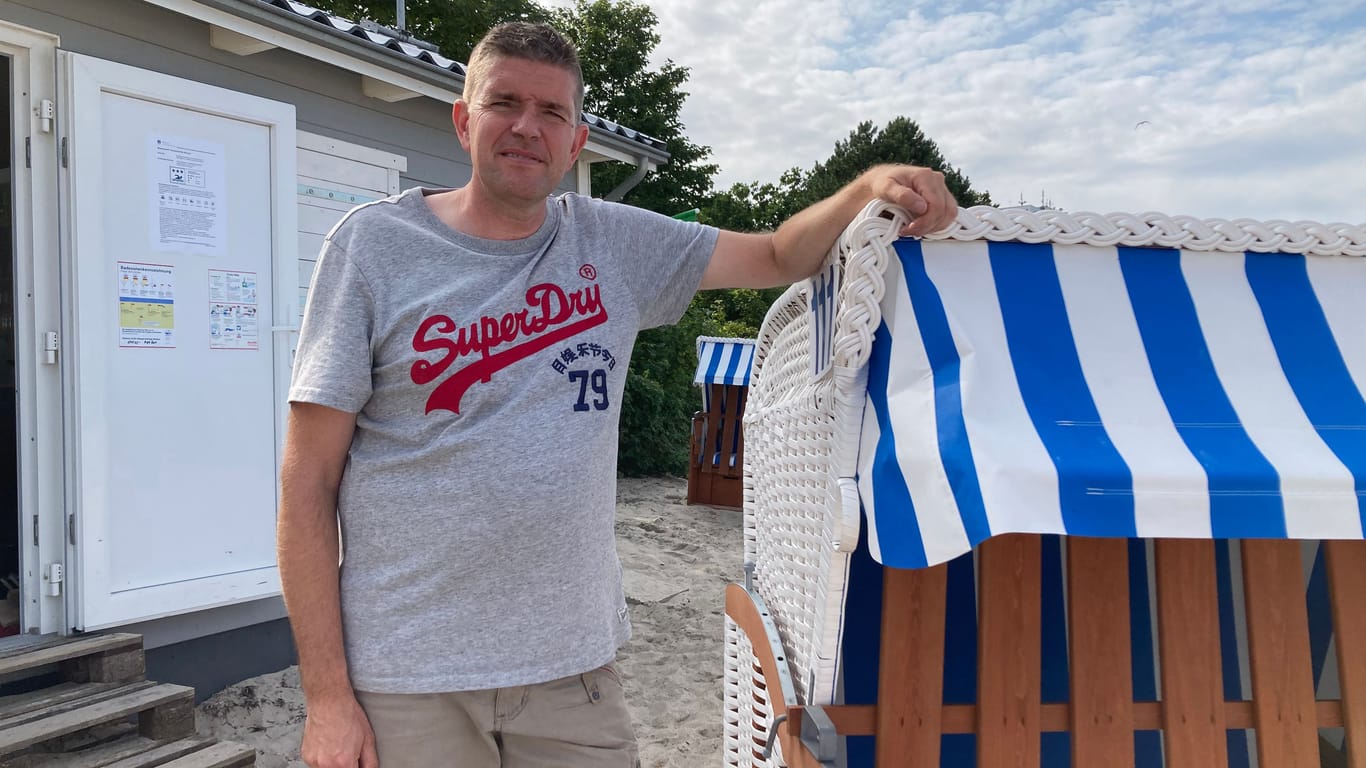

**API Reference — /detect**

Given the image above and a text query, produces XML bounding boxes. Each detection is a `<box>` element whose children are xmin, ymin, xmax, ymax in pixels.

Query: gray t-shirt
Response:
<box><xmin>288</xmin><ymin>187</ymin><xmax>718</xmax><ymax>693</ymax></box>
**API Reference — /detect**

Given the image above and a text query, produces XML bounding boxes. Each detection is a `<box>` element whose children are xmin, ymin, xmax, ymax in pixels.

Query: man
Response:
<box><xmin>279</xmin><ymin>21</ymin><xmax>956</xmax><ymax>768</ymax></box>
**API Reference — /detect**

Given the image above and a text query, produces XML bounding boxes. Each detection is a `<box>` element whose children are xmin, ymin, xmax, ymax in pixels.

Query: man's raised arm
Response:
<box><xmin>700</xmin><ymin>164</ymin><xmax>959</xmax><ymax>291</ymax></box>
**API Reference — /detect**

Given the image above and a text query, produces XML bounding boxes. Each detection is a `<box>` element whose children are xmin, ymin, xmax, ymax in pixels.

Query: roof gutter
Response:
<box><xmin>141</xmin><ymin>0</ymin><xmax>670</xmax><ymax>166</ymax></box>
<box><xmin>603</xmin><ymin>157</ymin><xmax>652</xmax><ymax>202</ymax></box>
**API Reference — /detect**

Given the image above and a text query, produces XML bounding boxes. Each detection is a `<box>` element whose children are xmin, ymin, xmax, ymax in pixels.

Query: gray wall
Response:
<box><xmin>2</xmin><ymin>0</ymin><xmax>472</xmax><ymax>189</ymax></box>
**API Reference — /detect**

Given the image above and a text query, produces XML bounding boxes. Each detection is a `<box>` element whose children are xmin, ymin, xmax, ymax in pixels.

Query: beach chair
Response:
<box><xmin>723</xmin><ymin>203</ymin><xmax>1366</xmax><ymax>767</ymax></box>
<box><xmin>689</xmin><ymin>337</ymin><xmax>756</xmax><ymax>508</ymax></box>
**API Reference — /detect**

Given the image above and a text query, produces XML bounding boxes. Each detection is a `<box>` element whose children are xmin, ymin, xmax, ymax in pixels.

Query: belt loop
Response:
<box><xmin>580</xmin><ymin>671</ymin><xmax>602</xmax><ymax>704</ymax></box>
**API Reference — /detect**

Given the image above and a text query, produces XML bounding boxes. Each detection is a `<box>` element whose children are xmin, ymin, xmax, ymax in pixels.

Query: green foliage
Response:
<box><xmin>305</xmin><ymin>0</ymin><xmax>549</xmax><ymax>63</ymax></box>
<box><xmin>700</xmin><ymin>168</ymin><xmax>808</xmax><ymax>233</ymax></box>
<box><xmin>551</xmin><ymin>0</ymin><xmax>718</xmax><ymax>216</ymax></box>
<box><xmin>701</xmin><ymin>116</ymin><xmax>993</xmax><ymax>230</ymax></box>
<box><xmin>804</xmin><ymin>117</ymin><xmax>992</xmax><ymax>207</ymax></box>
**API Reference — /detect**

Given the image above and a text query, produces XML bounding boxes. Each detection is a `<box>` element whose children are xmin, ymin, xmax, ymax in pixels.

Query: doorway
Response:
<box><xmin>1</xmin><ymin>53</ymin><xmax>19</xmax><ymax>638</ymax></box>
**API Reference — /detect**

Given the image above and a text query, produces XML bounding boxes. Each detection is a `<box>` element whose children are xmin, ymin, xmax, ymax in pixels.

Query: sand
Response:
<box><xmin>195</xmin><ymin>476</ymin><xmax>744</xmax><ymax>767</ymax></box>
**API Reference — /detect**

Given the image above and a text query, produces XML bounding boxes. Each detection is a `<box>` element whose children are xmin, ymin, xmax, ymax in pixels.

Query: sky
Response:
<box><xmin>554</xmin><ymin>0</ymin><xmax>1366</xmax><ymax>224</ymax></box>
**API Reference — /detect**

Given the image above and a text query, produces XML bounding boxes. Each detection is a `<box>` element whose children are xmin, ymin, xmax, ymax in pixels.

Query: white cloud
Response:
<box><xmin>561</xmin><ymin>0</ymin><xmax>1366</xmax><ymax>222</ymax></box>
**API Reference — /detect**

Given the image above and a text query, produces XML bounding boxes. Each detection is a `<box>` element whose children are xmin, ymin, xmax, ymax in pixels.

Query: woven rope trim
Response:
<box><xmin>926</xmin><ymin>206</ymin><xmax>1366</xmax><ymax>257</ymax></box>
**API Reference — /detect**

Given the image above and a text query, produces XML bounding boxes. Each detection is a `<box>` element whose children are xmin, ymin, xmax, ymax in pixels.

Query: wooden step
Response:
<box><xmin>0</xmin><ymin>635</ymin><xmax>144</xmax><ymax>685</ymax></box>
<box><xmin>0</xmin><ymin>682</ymin><xmax>194</xmax><ymax>755</ymax></box>
<box><xmin>1</xmin><ymin>735</ymin><xmax>255</xmax><ymax>768</ymax></box>
<box><xmin>154</xmin><ymin>741</ymin><xmax>256</xmax><ymax>768</ymax></box>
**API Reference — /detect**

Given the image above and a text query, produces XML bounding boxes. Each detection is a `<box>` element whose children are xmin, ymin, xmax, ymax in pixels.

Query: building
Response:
<box><xmin>0</xmin><ymin>0</ymin><xmax>669</xmax><ymax>697</ymax></box>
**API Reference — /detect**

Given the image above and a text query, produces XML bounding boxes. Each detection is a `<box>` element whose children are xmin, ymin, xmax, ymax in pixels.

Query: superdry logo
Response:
<box><xmin>411</xmin><ymin>282</ymin><xmax>608</xmax><ymax>414</ymax></box>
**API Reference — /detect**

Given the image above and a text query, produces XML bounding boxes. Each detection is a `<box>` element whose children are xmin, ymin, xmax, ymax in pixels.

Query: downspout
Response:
<box><xmin>603</xmin><ymin>156</ymin><xmax>652</xmax><ymax>202</ymax></box>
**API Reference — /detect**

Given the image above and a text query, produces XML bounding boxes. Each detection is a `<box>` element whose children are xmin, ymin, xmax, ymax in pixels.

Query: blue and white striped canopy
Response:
<box><xmin>694</xmin><ymin>337</ymin><xmax>755</xmax><ymax>388</ymax></box>
<box><xmin>856</xmin><ymin>238</ymin><xmax>1366</xmax><ymax>569</ymax></box>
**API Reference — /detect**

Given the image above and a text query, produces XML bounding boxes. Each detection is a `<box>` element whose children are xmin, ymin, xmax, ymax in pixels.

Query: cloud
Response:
<box><xmin>621</xmin><ymin>0</ymin><xmax>1366</xmax><ymax>223</ymax></box>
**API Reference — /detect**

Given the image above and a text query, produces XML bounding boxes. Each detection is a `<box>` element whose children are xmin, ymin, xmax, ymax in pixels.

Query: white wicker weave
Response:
<box><xmin>743</xmin><ymin>281</ymin><xmax>852</xmax><ymax>708</ymax></box>
<box><xmin>740</xmin><ymin>203</ymin><xmax>912</xmax><ymax>712</ymax></box>
<box><xmin>934</xmin><ymin>206</ymin><xmax>1366</xmax><ymax>256</ymax></box>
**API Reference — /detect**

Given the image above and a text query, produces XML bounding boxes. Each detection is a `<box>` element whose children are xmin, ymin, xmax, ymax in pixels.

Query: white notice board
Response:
<box><xmin>61</xmin><ymin>53</ymin><xmax>296</xmax><ymax>629</ymax></box>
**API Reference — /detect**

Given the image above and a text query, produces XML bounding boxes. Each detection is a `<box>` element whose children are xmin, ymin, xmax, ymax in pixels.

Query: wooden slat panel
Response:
<box><xmin>812</xmin><ymin>698</ymin><xmax>1344</xmax><ymax>737</ymax></box>
<box><xmin>715</xmin><ymin>385</ymin><xmax>741</xmax><ymax>477</ymax></box>
<box><xmin>1325</xmin><ymin>540</ymin><xmax>1366</xmax><ymax>768</ymax></box>
<box><xmin>1241</xmin><ymin>539</ymin><xmax>1318</xmax><ymax>767</ymax></box>
<box><xmin>0</xmin><ymin>634</ymin><xmax>141</xmax><ymax>675</ymax></box>
<box><xmin>977</xmin><ymin>534</ymin><xmax>1042</xmax><ymax>768</ymax></box>
<box><xmin>0</xmin><ymin>683</ymin><xmax>193</xmax><ymax>753</ymax></box>
<box><xmin>152</xmin><ymin>740</ymin><xmax>257</xmax><ymax>768</ymax></box>
<box><xmin>1155</xmin><ymin>539</ymin><xmax>1229</xmax><ymax>768</ymax></box>
<box><xmin>875</xmin><ymin>564</ymin><xmax>948</xmax><ymax>768</ymax></box>
<box><xmin>1067</xmin><ymin>537</ymin><xmax>1135</xmax><ymax>767</ymax></box>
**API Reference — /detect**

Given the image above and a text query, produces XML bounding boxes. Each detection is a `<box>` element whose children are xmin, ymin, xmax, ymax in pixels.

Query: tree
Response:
<box><xmin>305</xmin><ymin>0</ymin><xmax>549</xmax><ymax>63</ymax></box>
<box><xmin>803</xmin><ymin>117</ymin><xmax>991</xmax><ymax>207</ymax></box>
<box><xmin>550</xmin><ymin>0</ymin><xmax>717</xmax><ymax>215</ymax></box>
<box><xmin>702</xmin><ymin>116</ymin><xmax>993</xmax><ymax>236</ymax></box>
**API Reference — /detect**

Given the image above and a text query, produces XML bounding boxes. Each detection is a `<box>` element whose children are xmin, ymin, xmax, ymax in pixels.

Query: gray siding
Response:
<box><xmin>2</xmin><ymin>0</ymin><xmax>474</xmax><ymax>189</ymax></box>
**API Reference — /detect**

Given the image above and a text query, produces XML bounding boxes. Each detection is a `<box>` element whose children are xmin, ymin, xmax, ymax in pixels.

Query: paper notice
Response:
<box><xmin>118</xmin><ymin>262</ymin><xmax>176</xmax><ymax>348</ymax></box>
<box><xmin>150</xmin><ymin>135</ymin><xmax>226</xmax><ymax>254</ymax></box>
<box><xmin>208</xmin><ymin>269</ymin><xmax>259</xmax><ymax>350</ymax></box>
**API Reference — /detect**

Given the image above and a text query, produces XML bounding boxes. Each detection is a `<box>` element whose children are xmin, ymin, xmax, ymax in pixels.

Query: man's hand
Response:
<box><xmin>702</xmin><ymin>163</ymin><xmax>960</xmax><ymax>290</ymax></box>
<box><xmin>861</xmin><ymin>164</ymin><xmax>959</xmax><ymax>237</ymax></box>
<box><xmin>300</xmin><ymin>694</ymin><xmax>379</xmax><ymax>768</ymax></box>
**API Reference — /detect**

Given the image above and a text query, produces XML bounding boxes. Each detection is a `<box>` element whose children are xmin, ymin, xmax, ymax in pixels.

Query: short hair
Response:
<box><xmin>463</xmin><ymin>22</ymin><xmax>585</xmax><ymax>120</ymax></box>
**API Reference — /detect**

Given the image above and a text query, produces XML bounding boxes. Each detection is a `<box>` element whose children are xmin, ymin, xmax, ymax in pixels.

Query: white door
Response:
<box><xmin>0</xmin><ymin>20</ymin><xmax>62</xmax><ymax>636</ymax></box>
<box><xmin>60</xmin><ymin>53</ymin><xmax>296</xmax><ymax>630</ymax></box>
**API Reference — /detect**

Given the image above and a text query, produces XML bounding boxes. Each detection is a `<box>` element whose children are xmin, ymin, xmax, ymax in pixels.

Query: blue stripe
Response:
<box><xmin>941</xmin><ymin>550</ymin><xmax>978</xmax><ymax>765</ymax></box>
<box><xmin>895</xmin><ymin>240</ymin><xmax>992</xmax><ymax>546</ymax></box>
<box><xmin>120</xmin><ymin>297</ymin><xmax>174</xmax><ymax>304</ymax></box>
<box><xmin>1245</xmin><ymin>252</ymin><xmax>1366</xmax><ymax>531</ymax></box>
<box><xmin>842</xmin><ymin>514</ymin><xmax>887</xmax><ymax>768</ymax></box>
<box><xmin>1305</xmin><ymin>545</ymin><xmax>1334</xmax><ymax>689</ymax></box>
<box><xmin>1215</xmin><ymin>540</ymin><xmax>1252</xmax><ymax>766</ymax></box>
<box><xmin>811</xmin><ymin>272</ymin><xmax>825</xmax><ymax>374</ymax></box>
<box><xmin>703</xmin><ymin>342</ymin><xmax>723</xmax><ymax>384</ymax></box>
<box><xmin>826</xmin><ymin>265</ymin><xmax>837</xmax><ymax>368</ymax></box>
<box><xmin>1127</xmin><ymin>539</ymin><xmax>1164</xmax><ymax>765</ymax></box>
<box><xmin>1040</xmin><ymin>535</ymin><xmax>1071</xmax><ymax>767</ymax></box>
<box><xmin>817</xmin><ymin>272</ymin><xmax>825</xmax><ymax>370</ymax></box>
<box><xmin>867</xmin><ymin>320</ymin><xmax>928</xmax><ymax>567</ymax></box>
<box><xmin>989</xmin><ymin>242</ymin><xmax>1137</xmax><ymax>537</ymax></box>
<box><xmin>1119</xmin><ymin>247</ymin><xmax>1286</xmax><ymax>538</ymax></box>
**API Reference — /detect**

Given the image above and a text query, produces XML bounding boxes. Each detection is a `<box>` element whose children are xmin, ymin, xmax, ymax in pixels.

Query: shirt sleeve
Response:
<box><xmin>287</xmin><ymin>240</ymin><xmax>375</xmax><ymax>413</ymax></box>
<box><xmin>598</xmin><ymin>200</ymin><xmax>719</xmax><ymax>330</ymax></box>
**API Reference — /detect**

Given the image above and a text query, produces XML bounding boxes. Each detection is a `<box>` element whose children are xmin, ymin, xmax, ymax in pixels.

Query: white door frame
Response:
<box><xmin>0</xmin><ymin>20</ymin><xmax>63</xmax><ymax>635</ymax></box>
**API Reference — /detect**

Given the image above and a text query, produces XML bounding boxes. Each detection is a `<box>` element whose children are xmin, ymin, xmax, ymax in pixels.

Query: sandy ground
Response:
<box><xmin>195</xmin><ymin>476</ymin><xmax>744</xmax><ymax>767</ymax></box>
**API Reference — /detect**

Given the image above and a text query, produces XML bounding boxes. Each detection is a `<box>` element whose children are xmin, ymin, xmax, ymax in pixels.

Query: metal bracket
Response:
<box><xmin>800</xmin><ymin>705</ymin><xmax>840</xmax><ymax>765</ymax></box>
<box><xmin>759</xmin><ymin>714</ymin><xmax>788</xmax><ymax>760</ymax></box>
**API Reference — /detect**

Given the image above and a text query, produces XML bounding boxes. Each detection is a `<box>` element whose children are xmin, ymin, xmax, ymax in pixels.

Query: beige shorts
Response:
<box><xmin>355</xmin><ymin>662</ymin><xmax>639</xmax><ymax>767</ymax></box>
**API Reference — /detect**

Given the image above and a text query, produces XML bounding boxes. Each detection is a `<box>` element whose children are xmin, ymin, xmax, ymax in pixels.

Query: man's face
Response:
<box><xmin>454</xmin><ymin>56</ymin><xmax>590</xmax><ymax>208</ymax></box>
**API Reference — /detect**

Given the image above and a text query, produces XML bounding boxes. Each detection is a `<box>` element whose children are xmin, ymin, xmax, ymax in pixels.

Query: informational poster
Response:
<box><xmin>118</xmin><ymin>262</ymin><xmax>176</xmax><ymax>348</ymax></box>
<box><xmin>150</xmin><ymin>134</ymin><xmax>226</xmax><ymax>254</ymax></box>
<box><xmin>208</xmin><ymin>269</ymin><xmax>259</xmax><ymax>350</ymax></box>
